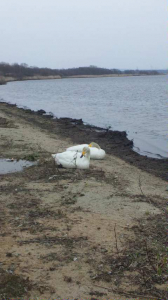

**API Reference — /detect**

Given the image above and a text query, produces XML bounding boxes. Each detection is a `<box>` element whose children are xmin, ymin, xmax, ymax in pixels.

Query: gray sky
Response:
<box><xmin>0</xmin><ymin>0</ymin><xmax>167</xmax><ymax>69</ymax></box>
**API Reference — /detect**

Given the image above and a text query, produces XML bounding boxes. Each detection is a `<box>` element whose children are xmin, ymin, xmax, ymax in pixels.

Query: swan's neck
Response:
<box><xmin>91</xmin><ymin>143</ymin><xmax>100</xmax><ymax>149</ymax></box>
<box><xmin>84</xmin><ymin>153</ymin><xmax>90</xmax><ymax>161</ymax></box>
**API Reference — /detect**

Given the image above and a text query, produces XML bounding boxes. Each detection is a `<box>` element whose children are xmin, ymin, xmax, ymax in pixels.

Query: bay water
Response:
<box><xmin>0</xmin><ymin>75</ymin><xmax>167</xmax><ymax>159</ymax></box>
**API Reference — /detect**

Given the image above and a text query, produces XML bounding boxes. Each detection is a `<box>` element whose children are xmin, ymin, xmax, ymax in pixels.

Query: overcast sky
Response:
<box><xmin>0</xmin><ymin>0</ymin><xmax>167</xmax><ymax>69</ymax></box>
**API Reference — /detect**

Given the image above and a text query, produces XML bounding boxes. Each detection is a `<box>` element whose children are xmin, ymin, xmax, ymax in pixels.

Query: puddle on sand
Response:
<box><xmin>0</xmin><ymin>159</ymin><xmax>36</xmax><ymax>175</ymax></box>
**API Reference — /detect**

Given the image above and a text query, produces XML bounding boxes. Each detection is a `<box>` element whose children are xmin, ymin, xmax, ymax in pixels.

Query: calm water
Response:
<box><xmin>0</xmin><ymin>75</ymin><xmax>167</xmax><ymax>158</ymax></box>
<box><xmin>0</xmin><ymin>159</ymin><xmax>35</xmax><ymax>174</ymax></box>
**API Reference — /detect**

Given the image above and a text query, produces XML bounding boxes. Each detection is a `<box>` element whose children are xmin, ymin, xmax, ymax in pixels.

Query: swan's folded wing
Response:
<box><xmin>56</xmin><ymin>152</ymin><xmax>78</xmax><ymax>168</ymax></box>
<box><xmin>90</xmin><ymin>148</ymin><xmax>106</xmax><ymax>159</ymax></box>
<box><xmin>66</xmin><ymin>144</ymin><xmax>88</xmax><ymax>152</ymax></box>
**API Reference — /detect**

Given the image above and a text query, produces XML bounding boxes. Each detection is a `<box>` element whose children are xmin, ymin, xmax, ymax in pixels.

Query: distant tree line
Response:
<box><xmin>0</xmin><ymin>62</ymin><xmax>160</xmax><ymax>79</ymax></box>
<box><xmin>123</xmin><ymin>69</ymin><xmax>159</xmax><ymax>75</ymax></box>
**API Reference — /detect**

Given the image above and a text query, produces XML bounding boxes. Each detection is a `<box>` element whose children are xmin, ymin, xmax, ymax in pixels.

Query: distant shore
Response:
<box><xmin>0</xmin><ymin>73</ymin><xmax>164</xmax><ymax>85</ymax></box>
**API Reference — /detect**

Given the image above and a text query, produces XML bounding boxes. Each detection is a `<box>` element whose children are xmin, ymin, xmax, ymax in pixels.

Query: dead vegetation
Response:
<box><xmin>0</xmin><ymin>117</ymin><xmax>16</xmax><ymax>128</ymax></box>
<box><xmin>88</xmin><ymin>215</ymin><xmax>168</xmax><ymax>299</ymax></box>
<box><xmin>0</xmin><ymin>268</ymin><xmax>32</xmax><ymax>299</ymax></box>
<box><xmin>0</xmin><ymin>157</ymin><xmax>167</xmax><ymax>298</ymax></box>
<box><xmin>1</xmin><ymin>158</ymin><xmax>167</xmax><ymax>299</ymax></box>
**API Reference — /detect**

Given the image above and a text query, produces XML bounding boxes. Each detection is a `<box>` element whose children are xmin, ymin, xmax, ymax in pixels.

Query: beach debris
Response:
<box><xmin>22</xmin><ymin>152</ymin><xmax>39</xmax><ymax>161</ymax></box>
<box><xmin>64</xmin><ymin>276</ymin><xmax>72</xmax><ymax>283</ymax></box>
<box><xmin>6</xmin><ymin>158</ymin><xmax>14</xmax><ymax>162</ymax></box>
<box><xmin>49</xmin><ymin>174</ymin><xmax>59</xmax><ymax>180</ymax></box>
<box><xmin>101</xmin><ymin>248</ymin><xmax>108</xmax><ymax>253</ymax></box>
<box><xmin>6</xmin><ymin>252</ymin><xmax>13</xmax><ymax>257</ymax></box>
<box><xmin>73</xmin><ymin>257</ymin><xmax>78</xmax><ymax>261</ymax></box>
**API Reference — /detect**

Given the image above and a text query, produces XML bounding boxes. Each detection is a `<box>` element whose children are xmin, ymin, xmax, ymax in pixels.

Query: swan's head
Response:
<box><xmin>88</xmin><ymin>142</ymin><xmax>101</xmax><ymax>149</ymax></box>
<box><xmin>80</xmin><ymin>146</ymin><xmax>90</xmax><ymax>158</ymax></box>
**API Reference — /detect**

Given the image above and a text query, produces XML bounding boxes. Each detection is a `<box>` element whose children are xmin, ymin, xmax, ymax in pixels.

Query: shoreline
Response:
<box><xmin>1</xmin><ymin>76</ymin><xmax>167</xmax><ymax>161</ymax></box>
<box><xmin>0</xmin><ymin>73</ymin><xmax>165</xmax><ymax>84</ymax></box>
<box><xmin>0</xmin><ymin>101</ymin><xmax>167</xmax><ymax>181</ymax></box>
<box><xmin>0</xmin><ymin>101</ymin><xmax>167</xmax><ymax>299</ymax></box>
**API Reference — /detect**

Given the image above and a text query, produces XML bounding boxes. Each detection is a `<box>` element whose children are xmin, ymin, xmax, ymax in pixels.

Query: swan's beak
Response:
<box><xmin>80</xmin><ymin>150</ymin><xmax>85</xmax><ymax>158</ymax></box>
<box><xmin>88</xmin><ymin>143</ymin><xmax>92</xmax><ymax>147</ymax></box>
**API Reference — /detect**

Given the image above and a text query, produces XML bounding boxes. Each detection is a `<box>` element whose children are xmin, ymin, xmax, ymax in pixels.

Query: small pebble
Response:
<box><xmin>73</xmin><ymin>257</ymin><xmax>78</xmax><ymax>261</ymax></box>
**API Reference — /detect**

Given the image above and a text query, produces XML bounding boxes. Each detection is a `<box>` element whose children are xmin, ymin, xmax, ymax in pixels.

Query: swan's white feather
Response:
<box><xmin>66</xmin><ymin>142</ymin><xmax>106</xmax><ymax>160</ymax></box>
<box><xmin>52</xmin><ymin>147</ymin><xmax>90</xmax><ymax>169</ymax></box>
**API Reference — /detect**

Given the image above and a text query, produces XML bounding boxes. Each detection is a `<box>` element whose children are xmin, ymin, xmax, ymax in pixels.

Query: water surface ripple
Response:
<box><xmin>0</xmin><ymin>75</ymin><xmax>167</xmax><ymax>159</ymax></box>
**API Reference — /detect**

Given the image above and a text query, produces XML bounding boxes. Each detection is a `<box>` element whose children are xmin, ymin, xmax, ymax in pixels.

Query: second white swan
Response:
<box><xmin>66</xmin><ymin>142</ymin><xmax>106</xmax><ymax>160</ymax></box>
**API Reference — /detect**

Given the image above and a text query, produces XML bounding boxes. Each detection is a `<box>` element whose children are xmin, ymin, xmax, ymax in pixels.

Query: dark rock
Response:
<box><xmin>60</xmin><ymin>117</ymin><xmax>83</xmax><ymax>125</ymax></box>
<box><xmin>25</xmin><ymin>109</ymin><xmax>34</xmax><ymax>114</ymax></box>
<box><xmin>36</xmin><ymin>109</ymin><xmax>46</xmax><ymax>115</ymax></box>
<box><xmin>6</xmin><ymin>252</ymin><xmax>13</xmax><ymax>257</ymax></box>
<box><xmin>70</xmin><ymin>118</ymin><xmax>83</xmax><ymax>125</ymax></box>
<box><xmin>44</xmin><ymin>114</ymin><xmax>53</xmax><ymax>119</ymax></box>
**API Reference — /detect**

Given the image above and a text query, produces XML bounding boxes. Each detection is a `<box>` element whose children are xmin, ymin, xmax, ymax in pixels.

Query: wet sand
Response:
<box><xmin>0</xmin><ymin>102</ymin><xmax>167</xmax><ymax>299</ymax></box>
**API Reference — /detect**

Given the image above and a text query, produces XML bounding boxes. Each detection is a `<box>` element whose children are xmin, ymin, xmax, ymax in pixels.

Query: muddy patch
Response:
<box><xmin>0</xmin><ymin>268</ymin><xmax>32</xmax><ymax>298</ymax></box>
<box><xmin>0</xmin><ymin>117</ymin><xmax>16</xmax><ymax>128</ymax></box>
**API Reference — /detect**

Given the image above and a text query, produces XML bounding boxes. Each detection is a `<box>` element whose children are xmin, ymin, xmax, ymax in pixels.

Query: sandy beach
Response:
<box><xmin>0</xmin><ymin>102</ymin><xmax>167</xmax><ymax>299</ymax></box>
<box><xmin>0</xmin><ymin>73</ymin><xmax>162</xmax><ymax>86</ymax></box>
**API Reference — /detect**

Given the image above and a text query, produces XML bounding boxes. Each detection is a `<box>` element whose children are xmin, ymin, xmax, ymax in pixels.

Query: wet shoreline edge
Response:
<box><xmin>0</xmin><ymin>101</ymin><xmax>167</xmax><ymax>181</ymax></box>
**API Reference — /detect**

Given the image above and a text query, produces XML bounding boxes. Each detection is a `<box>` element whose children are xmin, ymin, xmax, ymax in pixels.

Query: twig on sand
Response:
<box><xmin>114</xmin><ymin>223</ymin><xmax>119</xmax><ymax>254</ymax></box>
<box><xmin>139</xmin><ymin>174</ymin><xmax>152</xmax><ymax>204</ymax></box>
<box><xmin>92</xmin><ymin>284</ymin><xmax>160</xmax><ymax>300</ymax></box>
<box><xmin>144</xmin><ymin>239</ymin><xmax>157</xmax><ymax>273</ymax></box>
<box><xmin>93</xmin><ymin>283</ymin><xmax>116</xmax><ymax>293</ymax></box>
<box><xmin>139</xmin><ymin>174</ymin><xmax>145</xmax><ymax>196</ymax></box>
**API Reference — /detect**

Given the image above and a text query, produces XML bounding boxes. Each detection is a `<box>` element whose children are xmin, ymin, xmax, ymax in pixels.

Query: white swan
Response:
<box><xmin>52</xmin><ymin>146</ymin><xmax>90</xmax><ymax>169</ymax></box>
<box><xmin>66</xmin><ymin>142</ymin><xmax>106</xmax><ymax>160</ymax></box>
